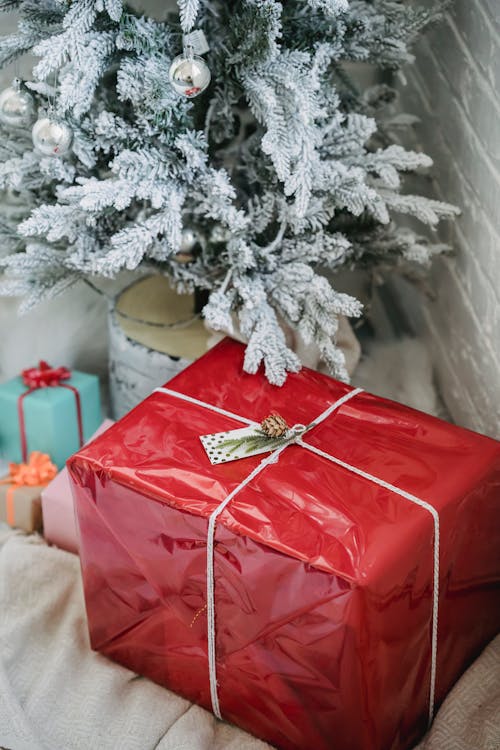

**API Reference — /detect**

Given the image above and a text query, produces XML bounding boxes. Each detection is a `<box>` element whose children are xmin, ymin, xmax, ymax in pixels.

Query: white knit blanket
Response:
<box><xmin>0</xmin><ymin>524</ymin><xmax>498</xmax><ymax>750</ymax></box>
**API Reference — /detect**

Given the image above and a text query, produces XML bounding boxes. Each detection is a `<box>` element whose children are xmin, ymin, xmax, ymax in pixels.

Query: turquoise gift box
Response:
<box><xmin>0</xmin><ymin>367</ymin><xmax>102</xmax><ymax>469</ymax></box>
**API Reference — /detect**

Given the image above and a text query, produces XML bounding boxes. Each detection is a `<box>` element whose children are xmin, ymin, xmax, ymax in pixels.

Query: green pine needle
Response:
<box><xmin>219</xmin><ymin>429</ymin><xmax>291</xmax><ymax>455</ymax></box>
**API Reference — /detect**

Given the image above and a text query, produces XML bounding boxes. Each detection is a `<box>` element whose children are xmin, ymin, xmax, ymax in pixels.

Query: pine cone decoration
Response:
<box><xmin>261</xmin><ymin>413</ymin><xmax>289</xmax><ymax>438</ymax></box>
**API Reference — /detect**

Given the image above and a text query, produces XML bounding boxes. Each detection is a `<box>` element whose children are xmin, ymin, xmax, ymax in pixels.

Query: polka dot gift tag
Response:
<box><xmin>200</xmin><ymin>422</ymin><xmax>292</xmax><ymax>465</ymax></box>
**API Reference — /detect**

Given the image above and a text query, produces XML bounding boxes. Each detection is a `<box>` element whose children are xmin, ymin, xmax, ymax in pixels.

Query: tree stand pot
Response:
<box><xmin>108</xmin><ymin>275</ymin><xmax>212</xmax><ymax>419</ymax></box>
<box><xmin>108</xmin><ymin>274</ymin><xmax>362</xmax><ymax>419</ymax></box>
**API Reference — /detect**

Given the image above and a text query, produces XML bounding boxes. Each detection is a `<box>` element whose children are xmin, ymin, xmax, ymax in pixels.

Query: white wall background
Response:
<box><xmin>396</xmin><ymin>0</ymin><xmax>500</xmax><ymax>437</ymax></box>
<box><xmin>0</xmin><ymin>10</ymin><xmax>107</xmax><ymax>379</ymax></box>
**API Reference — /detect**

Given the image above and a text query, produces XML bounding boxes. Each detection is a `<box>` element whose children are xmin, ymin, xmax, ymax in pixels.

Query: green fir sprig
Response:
<box><xmin>219</xmin><ymin>428</ymin><xmax>294</xmax><ymax>456</ymax></box>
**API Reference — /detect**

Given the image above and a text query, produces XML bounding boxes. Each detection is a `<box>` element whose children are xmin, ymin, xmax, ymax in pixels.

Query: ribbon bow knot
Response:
<box><xmin>1</xmin><ymin>451</ymin><xmax>57</xmax><ymax>529</ymax></box>
<box><xmin>21</xmin><ymin>360</ymin><xmax>71</xmax><ymax>389</ymax></box>
<box><xmin>17</xmin><ymin>360</ymin><xmax>83</xmax><ymax>463</ymax></box>
<box><xmin>7</xmin><ymin>451</ymin><xmax>57</xmax><ymax>487</ymax></box>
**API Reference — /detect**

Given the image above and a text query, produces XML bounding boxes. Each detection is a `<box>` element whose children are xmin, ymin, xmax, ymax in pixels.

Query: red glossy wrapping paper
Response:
<box><xmin>68</xmin><ymin>339</ymin><xmax>500</xmax><ymax>750</ymax></box>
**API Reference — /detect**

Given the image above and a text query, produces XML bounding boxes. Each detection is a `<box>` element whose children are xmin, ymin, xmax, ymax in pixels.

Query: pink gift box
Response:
<box><xmin>41</xmin><ymin>419</ymin><xmax>114</xmax><ymax>553</ymax></box>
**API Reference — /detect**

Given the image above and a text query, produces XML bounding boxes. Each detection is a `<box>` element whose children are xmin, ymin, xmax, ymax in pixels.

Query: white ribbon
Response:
<box><xmin>154</xmin><ymin>386</ymin><xmax>440</xmax><ymax>727</ymax></box>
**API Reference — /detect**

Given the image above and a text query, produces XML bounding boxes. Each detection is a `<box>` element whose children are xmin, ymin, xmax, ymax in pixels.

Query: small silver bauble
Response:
<box><xmin>180</xmin><ymin>228</ymin><xmax>201</xmax><ymax>253</ymax></box>
<box><xmin>168</xmin><ymin>53</ymin><xmax>211</xmax><ymax>98</ymax></box>
<box><xmin>0</xmin><ymin>81</ymin><xmax>35</xmax><ymax>128</ymax></box>
<box><xmin>32</xmin><ymin>116</ymin><xmax>73</xmax><ymax>157</ymax></box>
<box><xmin>173</xmin><ymin>227</ymin><xmax>203</xmax><ymax>263</ymax></box>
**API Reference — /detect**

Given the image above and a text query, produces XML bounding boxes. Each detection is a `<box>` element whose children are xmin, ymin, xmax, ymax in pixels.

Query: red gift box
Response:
<box><xmin>68</xmin><ymin>339</ymin><xmax>500</xmax><ymax>750</ymax></box>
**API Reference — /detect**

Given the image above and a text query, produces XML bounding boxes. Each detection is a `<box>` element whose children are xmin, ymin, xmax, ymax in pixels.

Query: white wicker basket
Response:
<box><xmin>108</xmin><ymin>275</ymin><xmax>212</xmax><ymax>418</ymax></box>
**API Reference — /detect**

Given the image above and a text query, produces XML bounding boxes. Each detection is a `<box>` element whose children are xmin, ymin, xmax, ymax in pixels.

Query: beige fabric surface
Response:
<box><xmin>0</xmin><ymin>524</ymin><xmax>499</xmax><ymax>750</ymax></box>
<box><xmin>415</xmin><ymin>635</ymin><xmax>500</xmax><ymax>750</ymax></box>
<box><xmin>0</xmin><ymin>526</ymin><xmax>270</xmax><ymax>750</ymax></box>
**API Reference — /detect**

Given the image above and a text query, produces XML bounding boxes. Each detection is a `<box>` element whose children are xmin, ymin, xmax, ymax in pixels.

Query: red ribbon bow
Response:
<box><xmin>22</xmin><ymin>361</ymin><xmax>71</xmax><ymax>389</ymax></box>
<box><xmin>17</xmin><ymin>360</ymin><xmax>83</xmax><ymax>463</ymax></box>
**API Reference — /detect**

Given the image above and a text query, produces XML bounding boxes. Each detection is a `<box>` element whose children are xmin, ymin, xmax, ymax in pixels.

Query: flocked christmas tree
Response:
<box><xmin>0</xmin><ymin>0</ymin><xmax>457</xmax><ymax>384</ymax></box>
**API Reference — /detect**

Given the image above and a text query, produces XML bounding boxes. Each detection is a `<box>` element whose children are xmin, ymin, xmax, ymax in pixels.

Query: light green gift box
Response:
<box><xmin>0</xmin><ymin>368</ymin><xmax>102</xmax><ymax>469</ymax></box>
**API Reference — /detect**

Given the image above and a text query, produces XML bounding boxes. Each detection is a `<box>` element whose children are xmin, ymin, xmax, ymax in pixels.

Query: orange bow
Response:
<box><xmin>1</xmin><ymin>452</ymin><xmax>57</xmax><ymax>526</ymax></box>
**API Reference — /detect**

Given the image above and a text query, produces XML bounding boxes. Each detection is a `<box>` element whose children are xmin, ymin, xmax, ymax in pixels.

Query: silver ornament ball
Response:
<box><xmin>173</xmin><ymin>228</ymin><xmax>203</xmax><ymax>264</ymax></box>
<box><xmin>168</xmin><ymin>54</ymin><xmax>211</xmax><ymax>98</ymax></box>
<box><xmin>180</xmin><ymin>228</ymin><xmax>201</xmax><ymax>253</ymax></box>
<box><xmin>0</xmin><ymin>83</ymin><xmax>35</xmax><ymax>128</ymax></box>
<box><xmin>32</xmin><ymin>116</ymin><xmax>73</xmax><ymax>157</ymax></box>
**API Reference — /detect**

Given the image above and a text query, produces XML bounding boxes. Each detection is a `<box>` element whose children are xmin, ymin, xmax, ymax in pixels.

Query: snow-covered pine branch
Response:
<box><xmin>177</xmin><ymin>0</ymin><xmax>200</xmax><ymax>33</ymax></box>
<box><xmin>0</xmin><ymin>0</ymin><xmax>457</xmax><ymax>384</ymax></box>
